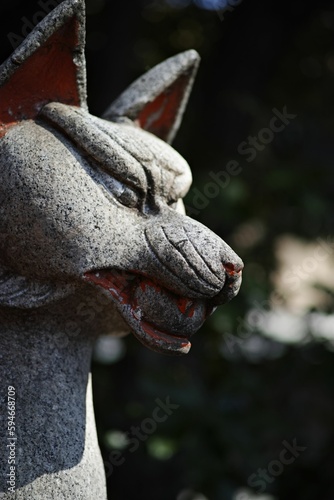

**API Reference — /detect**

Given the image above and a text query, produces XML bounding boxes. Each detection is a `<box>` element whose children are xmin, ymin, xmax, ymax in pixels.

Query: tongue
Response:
<box><xmin>84</xmin><ymin>269</ymin><xmax>212</xmax><ymax>355</ymax></box>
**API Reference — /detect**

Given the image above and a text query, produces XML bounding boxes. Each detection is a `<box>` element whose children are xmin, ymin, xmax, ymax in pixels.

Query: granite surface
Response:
<box><xmin>0</xmin><ymin>0</ymin><xmax>243</xmax><ymax>497</ymax></box>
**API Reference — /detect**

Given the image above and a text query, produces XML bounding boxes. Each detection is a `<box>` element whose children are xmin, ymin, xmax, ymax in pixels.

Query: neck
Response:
<box><xmin>0</xmin><ymin>292</ymin><xmax>110</xmax><ymax>499</ymax></box>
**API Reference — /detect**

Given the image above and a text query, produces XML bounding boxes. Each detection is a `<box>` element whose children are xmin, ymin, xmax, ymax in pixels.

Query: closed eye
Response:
<box><xmin>98</xmin><ymin>169</ymin><xmax>143</xmax><ymax>209</ymax></box>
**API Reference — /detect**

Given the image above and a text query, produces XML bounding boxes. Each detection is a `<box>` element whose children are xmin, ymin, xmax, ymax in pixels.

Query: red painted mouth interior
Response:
<box><xmin>84</xmin><ymin>269</ymin><xmax>214</xmax><ymax>355</ymax></box>
<box><xmin>224</xmin><ymin>262</ymin><xmax>242</xmax><ymax>277</ymax></box>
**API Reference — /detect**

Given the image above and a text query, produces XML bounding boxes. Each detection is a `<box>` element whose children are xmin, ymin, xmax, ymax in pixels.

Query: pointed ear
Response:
<box><xmin>0</xmin><ymin>0</ymin><xmax>87</xmax><ymax>136</ymax></box>
<box><xmin>103</xmin><ymin>50</ymin><xmax>200</xmax><ymax>144</ymax></box>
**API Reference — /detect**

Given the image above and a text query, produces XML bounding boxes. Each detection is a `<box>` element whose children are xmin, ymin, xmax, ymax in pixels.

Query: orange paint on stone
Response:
<box><xmin>85</xmin><ymin>270</ymin><xmax>205</xmax><ymax>329</ymax></box>
<box><xmin>140</xmin><ymin>321</ymin><xmax>190</xmax><ymax>349</ymax></box>
<box><xmin>0</xmin><ymin>122</ymin><xmax>18</xmax><ymax>138</ymax></box>
<box><xmin>0</xmin><ymin>16</ymin><xmax>80</xmax><ymax>128</ymax></box>
<box><xmin>137</xmin><ymin>74</ymin><xmax>189</xmax><ymax>141</ymax></box>
<box><xmin>187</xmin><ymin>303</ymin><xmax>196</xmax><ymax>318</ymax></box>
<box><xmin>139</xmin><ymin>278</ymin><xmax>163</xmax><ymax>295</ymax></box>
<box><xmin>176</xmin><ymin>297</ymin><xmax>196</xmax><ymax>318</ymax></box>
<box><xmin>176</xmin><ymin>297</ymin><xmax>188</xmax><ymax>314</ymax></box>
<box><xmin>224</xmin><ymin>263</ymin><xmax>242</xmax><ymax>276</ymax></box>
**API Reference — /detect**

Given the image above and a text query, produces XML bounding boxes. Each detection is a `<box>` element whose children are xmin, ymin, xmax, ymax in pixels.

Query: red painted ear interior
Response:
<box><xmin>135</xmin><ymin>74</ymin><xmax>190</xmax><ymax>142</ymax></box>
<box><xmin>0</xmin><ymin>16</ymin><xmax>80</xmax><ymax>129</ymax></box>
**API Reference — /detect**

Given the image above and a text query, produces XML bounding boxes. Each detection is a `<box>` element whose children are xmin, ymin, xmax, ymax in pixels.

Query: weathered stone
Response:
<box><xmin>0</xmin><ymin>0</ymin><xmax>243</xmax><ymax>498</ymax></box>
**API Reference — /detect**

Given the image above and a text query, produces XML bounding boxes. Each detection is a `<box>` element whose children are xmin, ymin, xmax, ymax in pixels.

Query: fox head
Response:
<box><xmin>0</xmin><ymin>0</ymin><xmax>243</xmax><ymax>355</ymax></box>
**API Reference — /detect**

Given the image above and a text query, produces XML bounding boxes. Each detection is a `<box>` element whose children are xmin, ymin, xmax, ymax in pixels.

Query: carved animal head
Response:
<box><xmin>0</xmin><ymin>0</ymin><xmax>243</xmax><ymax>355</ymax></box>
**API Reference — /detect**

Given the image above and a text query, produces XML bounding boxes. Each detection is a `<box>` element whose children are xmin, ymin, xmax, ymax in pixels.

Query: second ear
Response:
<box><xmin>103</xmin><ymin>50</ymin><xmax>201</xmax><ymax>144</ymax></box>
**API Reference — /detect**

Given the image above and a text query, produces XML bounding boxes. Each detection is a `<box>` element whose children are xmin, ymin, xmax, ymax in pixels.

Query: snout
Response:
<box><xmin>144</xmin><ymin>216</ymin><xmax>243</xmax><ymax>305</ymax></box>
<box><xmin>84</xmin><ymin>215</ymin><xmax>243</xmax><ymax>355</ymax></box>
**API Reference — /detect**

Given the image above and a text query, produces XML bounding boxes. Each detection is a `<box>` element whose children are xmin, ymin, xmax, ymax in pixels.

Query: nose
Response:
<box><xmin>144</xmin><ymin>217</ymin><xmax>243</xmax><ymax>302</ymax></box>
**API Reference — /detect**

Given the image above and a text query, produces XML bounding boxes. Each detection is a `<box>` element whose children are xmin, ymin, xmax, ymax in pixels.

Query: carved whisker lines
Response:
<box><xmin>182</xmin><ymin>225</ymin><xmax>220</xmax><ymax>278</ymax></box>
<box><xmin>161</xmin><ymin>226</ymin><xmax>221</xmax><ymax>292</ymax></box>
<box><xmin>144</xmin><ymin>230</ymin><xmax>213</xmax><ymax>297</ymax></box>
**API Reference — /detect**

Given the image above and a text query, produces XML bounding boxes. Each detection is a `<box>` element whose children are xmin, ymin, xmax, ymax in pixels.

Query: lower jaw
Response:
<box><xmin>83</xmin><ymin>270</ymin><xmax>213</xmax><ymax>355</ymax></box>
<box><xmin>131</xmin><ymin>320</ymin><xmax>192</xmax><ymax>355</ymax></box>
<box><xmin>107</xmin><ymin>298</ymin><xmax>194</xmax><ymax>355</ymax></box>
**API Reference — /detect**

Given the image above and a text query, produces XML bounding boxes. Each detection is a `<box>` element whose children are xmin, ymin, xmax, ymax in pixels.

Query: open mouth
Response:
<box><xmin>84</xmin><ymin>269</ymin><xmax>215</xmax><ymax>355</ymax></box>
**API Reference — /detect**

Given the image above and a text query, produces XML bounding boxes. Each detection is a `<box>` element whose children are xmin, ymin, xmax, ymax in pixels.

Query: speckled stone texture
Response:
<box><xmin>0</xmin><ymin>294</ymin><xmax>109</xmax><ymax>499</ymax></box>
<box><xmin>0</xmin><ymin>0</ymin><xmax>243</xmax><ymax>498</ymax></box>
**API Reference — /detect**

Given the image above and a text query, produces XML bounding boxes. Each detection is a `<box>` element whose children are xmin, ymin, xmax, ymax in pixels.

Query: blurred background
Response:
<box><xmin>1</xmin><ymin>0</ymin><xmax>334</xmax><ymax>498</ymax></box>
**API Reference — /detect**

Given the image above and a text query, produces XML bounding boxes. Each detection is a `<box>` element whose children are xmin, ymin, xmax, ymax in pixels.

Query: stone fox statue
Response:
<box><xmin>0</xmin><ymin>0</ymin><xmax>243</xmax><ymax>356</ymax></box>
<box><xmin>0</xmin><ymin>0</ymin><xmax>243</xmax><ymax>497</ymax></box>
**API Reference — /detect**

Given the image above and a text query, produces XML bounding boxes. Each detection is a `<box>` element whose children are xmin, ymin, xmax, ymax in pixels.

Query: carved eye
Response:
<box><xmin>113</xmin><ymin>180</ymin><xmax>141</xmax><ymax>208</ymax></box>
<box><xmin>99</xmin><ymin>173</ymin><xmax>142</xmax><ymax>209</ymax></box>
